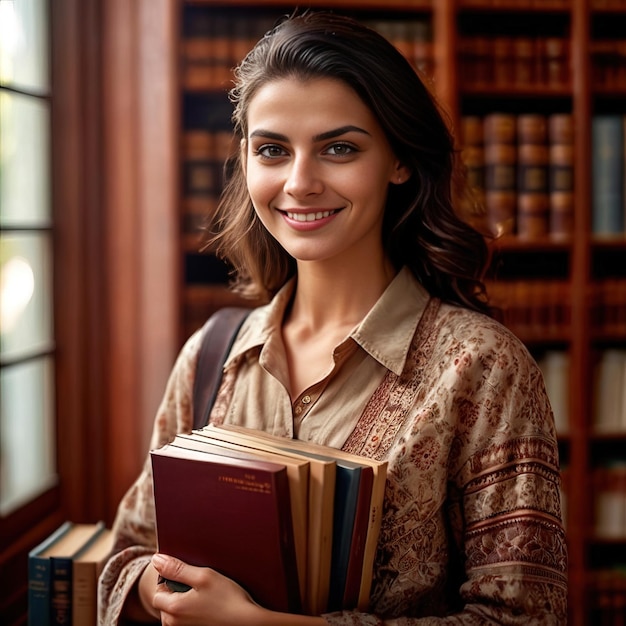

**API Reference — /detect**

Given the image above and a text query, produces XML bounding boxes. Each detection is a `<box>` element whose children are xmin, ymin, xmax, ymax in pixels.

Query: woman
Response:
<box><xmin>99</xmin><ymin>11</ymin><xmax>567</xmax><ymax>625</ymax></box>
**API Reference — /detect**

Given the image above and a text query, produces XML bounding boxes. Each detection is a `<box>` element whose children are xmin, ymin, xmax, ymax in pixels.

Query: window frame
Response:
<box><xmin>0</xmin><ymin>1</ymin><xmax>179</xmax><ymax>621</ymax></box>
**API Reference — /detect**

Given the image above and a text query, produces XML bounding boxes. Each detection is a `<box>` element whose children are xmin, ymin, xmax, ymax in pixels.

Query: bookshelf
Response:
<box><xmin>175</xmin><ymin>1</ymin><xmax>626</xmax><ymax>623</ymax></box>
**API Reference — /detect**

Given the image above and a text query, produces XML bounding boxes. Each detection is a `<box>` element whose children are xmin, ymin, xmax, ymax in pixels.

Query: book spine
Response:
<box><xmin>592</xmin><ymin>462</ymin><xmax>626</xmax><ymax>540</ymax></box>
<box><xmin>548</xmin><ymin>113</ymin><xmax>575</xmax><ymax>239</ymax></box>
<box><xmin>484</xmin><ymin>113</ymin><xmax>517</xmax><ymax>237</ymax></box>
<box><xmin>493</xmin><ymin>37</ymin><xmax>513</xmax><ymax>87</ymax></box>
<box><xmin>517</xmin><ymin>114</ymin><xmax>549</xmax><ymax>240</ymax></box>
<box><xmin>458</xmin><ymin>115</ymin><xmax>485</xmax><ymax>230</ymax></box>
<box><xmin>593</xmin><ymin>350</ymin><xmax>626</xmax><ymax>434</ymax></box>
<box><xmin>536</xmin><ymin>350</ymin><xmax>570</xmax><ymax>436</ymax></box>
<box><xmin>589</xmin><ymin>569</ymin><xmax>626</xmax><ymax>625</ymax></box>
<box><xmin>50</xmin><ymin>557</ymin><xmax>73</xmax><ymax>625</ymax></box>
<box><xmin>513</xmin><ymin>37</ymin><xmax>536</xmax><ymax>87</ymax></box>
<box><xmin>28</xmin><ymin>522</ymin><xmax>73</xmax><ymax>626</ymax></box>
<box><xmin>544</xmin><ymin>37</ymin><xmax>569</xmax><ymax>87</ymax></box>
<box><xmin>327</xmin><ymin>466</ymin><xmax>361</xmax><ymax>612</ymax></box>
<box><xmin>592</xmin><ymin>115</ymin><xmax>625</xmax><ymax>235</ymax></box>
<box><xmin>72</xmin><ymin>562</ymin><xmax>97</xmax><ymax>625</ymax></box>
<box><xmin>28</xmin><ymin>556</ymin><xmax>52</xmax><ymax>626</ymax></box>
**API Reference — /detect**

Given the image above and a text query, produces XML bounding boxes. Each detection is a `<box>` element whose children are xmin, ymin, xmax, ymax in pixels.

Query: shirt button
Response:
<box><xmin>295</xmin><ymin>405</ymin><xmax>303</xmax><ymax>415</ymax></box>
<box><xmin>302</xmin><ymin>395</ymin><xmax>311</xmax><ymax>404</ymax></box>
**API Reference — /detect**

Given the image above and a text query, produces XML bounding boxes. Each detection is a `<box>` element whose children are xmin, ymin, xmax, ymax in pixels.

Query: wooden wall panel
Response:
<box><xmin>101</xmin><ymin>0</ymin><xmax>179</xmax><ymax>521</ymax></box>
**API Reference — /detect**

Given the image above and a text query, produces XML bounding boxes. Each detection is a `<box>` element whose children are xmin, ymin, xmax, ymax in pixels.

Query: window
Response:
<box><xmin>0</xmin><ymin>0</ymin><xmax>56</xmax><ymax>516</ymax></box>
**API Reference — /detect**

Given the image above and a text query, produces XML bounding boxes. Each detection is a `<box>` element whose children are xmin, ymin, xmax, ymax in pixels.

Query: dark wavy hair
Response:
<box><xmin>206</xmin><ymin>10</ymin><xmax>492</xmax><ymax>315</ymax></box>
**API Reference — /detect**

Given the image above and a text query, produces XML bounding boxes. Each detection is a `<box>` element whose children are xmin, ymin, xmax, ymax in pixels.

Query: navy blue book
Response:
<box><xmin>327</xmin><ymin>460</ymin><xmax>364</xmax><ymax>612</ymax></box>
<box><xmin>592</xmin><ymin>115</ymin><xmax>624</xmax><ymax>236</ymax></box>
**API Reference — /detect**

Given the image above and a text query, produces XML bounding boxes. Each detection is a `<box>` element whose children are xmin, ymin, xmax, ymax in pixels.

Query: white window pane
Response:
<box><xmin>1</xmin><ymin>232</ymin><xmax>53</xmax><ymax>360</ymax></box>
<box><xmin>0</xmin><ymin>0</ymin><xmax>49</xmax><ymax>93</ymax></box>
<box><xmin>0</xmin><ymin>90</ymin><xmax>51</xmax><ymax>227</ymax></box>
<box><xmin>0</xmin><ymin>357</ymin><xmax>56</xmax><ymax>515</ymax></box>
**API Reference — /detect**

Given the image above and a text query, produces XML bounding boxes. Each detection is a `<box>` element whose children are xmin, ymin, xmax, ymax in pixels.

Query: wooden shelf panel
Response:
<box><xmin>458</xmin><ymin>0</ymin><xmax>570</xmax><ymax>12</ymax></box>
<box><xmin>185</xmin><ymin>0</ymin><xmax>432</xmax><ymax>10</ymax></box>
<box><xmin>461</xmin><ymin>84</ymin><xmax>572</xmax><ymax>97</ymax></box>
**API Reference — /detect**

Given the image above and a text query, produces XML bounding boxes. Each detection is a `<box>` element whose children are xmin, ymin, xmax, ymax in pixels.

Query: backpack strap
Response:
<box><xmin>192</xmin><ymin>306</ymin><xmax>251</xmax><ymax>430</ymax></box>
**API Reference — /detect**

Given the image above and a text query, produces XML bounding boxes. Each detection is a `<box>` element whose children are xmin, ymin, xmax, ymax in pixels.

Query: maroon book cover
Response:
<box><xmin>151</xmin><ymin>444</ymin><xmax>301</xmax><ymax>613</ymax></box>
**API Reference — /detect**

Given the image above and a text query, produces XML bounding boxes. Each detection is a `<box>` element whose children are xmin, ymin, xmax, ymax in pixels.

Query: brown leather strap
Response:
<box><xmin>192</xmin><ymin>306</ymin><xmax>251</xmax><ymax>430</ymax></box>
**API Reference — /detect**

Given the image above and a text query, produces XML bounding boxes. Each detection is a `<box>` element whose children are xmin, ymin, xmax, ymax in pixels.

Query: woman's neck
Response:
<box><xmin>288</xmin><ymin>257</ymin><xmax>397</xmax><ymax>331</ymax></box>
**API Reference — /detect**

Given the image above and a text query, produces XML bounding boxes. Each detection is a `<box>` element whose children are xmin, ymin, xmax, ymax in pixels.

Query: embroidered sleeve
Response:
<box><xmin>324</xmin><ymin>311</ymin><xmax>567</xmax><ymax>624</ymax></box>
<box><xmin>97</xmin><ymin>330</ymin><xmax>202</xmax><ymax>625</ymax></box>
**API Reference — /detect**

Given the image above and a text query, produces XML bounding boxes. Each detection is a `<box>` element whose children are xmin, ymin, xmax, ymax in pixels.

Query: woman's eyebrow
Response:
<box><xmin>313</xmin><ymin>125</ymin><xmax>371</xmax><ymax>141</ymax></box>
<box><xmin>248</xmin><ymin>125</ymin><xmax>371</xmax><ymax>142</ymax></box>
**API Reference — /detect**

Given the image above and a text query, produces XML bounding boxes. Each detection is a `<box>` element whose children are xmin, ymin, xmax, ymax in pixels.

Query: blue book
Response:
<box><xmin>592</xmin><ymin>115</ymin><xmax>625</xmax><ymax>235</ymax></box>
<box><xmin>327</xmin><ymin>460</ymin><xmax>363</xmax><ymax>612</ymax></box>
<box><xmin>29</xmin><ymin>522</ymin><xmax>72</xmax><ymax>626</ymax></box>
<box><xmin>28</xmin><ymin>521</ymin><xmax>106</xmax><ymax>626</ymax></box>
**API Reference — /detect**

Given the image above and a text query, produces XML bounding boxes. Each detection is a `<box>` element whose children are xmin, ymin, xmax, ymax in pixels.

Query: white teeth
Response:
<box><xmin>287</xmin><ymin>210</ymin><xmax>335</xmax><ymax>222</ymax></box>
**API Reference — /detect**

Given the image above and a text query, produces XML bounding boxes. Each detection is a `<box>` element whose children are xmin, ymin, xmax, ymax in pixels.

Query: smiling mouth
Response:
<box><xmin>284</xmin><ymin>210</ymin><xmax>338</xmax><ymax>222</ymax></box>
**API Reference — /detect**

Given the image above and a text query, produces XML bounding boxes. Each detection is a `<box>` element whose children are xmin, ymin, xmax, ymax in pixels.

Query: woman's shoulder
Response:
<box><xmin>434</xmin><ymin>300</ymin><xmax>529</xmax><ymax>354</ymax></box>
<box><xmin>424</xmin><ymin>299</ymin><xmax>541</xmax><ymax>383</ymax></box>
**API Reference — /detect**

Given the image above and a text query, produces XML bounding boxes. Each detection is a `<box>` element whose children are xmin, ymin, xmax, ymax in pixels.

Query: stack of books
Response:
<box><xmin>151</xmin><ymin>424</ymin><xmax>388</xmax><ymax>615</ymax></box>
<box><xmin>28</xmin><ymin>521</ymin><xmax>113</xmax><ymax>626</ymax></box>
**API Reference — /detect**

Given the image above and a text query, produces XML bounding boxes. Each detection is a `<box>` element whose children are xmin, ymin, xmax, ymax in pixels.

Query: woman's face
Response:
<box><xmin>243</xmin><ymin>77</ymin><xmax>407</xmax><ymax>268</ymax></box>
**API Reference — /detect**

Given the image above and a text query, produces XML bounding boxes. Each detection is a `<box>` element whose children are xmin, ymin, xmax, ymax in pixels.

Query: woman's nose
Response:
<box><xmin>283</xmin><ymin>156</ymin><xmax>324</xmax><ymax>198</ymax></box>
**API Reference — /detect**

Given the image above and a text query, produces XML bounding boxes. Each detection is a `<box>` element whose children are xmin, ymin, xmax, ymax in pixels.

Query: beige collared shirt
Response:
<box><xmin>221</xmin><ymin>267</ymin><xmax>429</xmax><ymax>447</ymax></box>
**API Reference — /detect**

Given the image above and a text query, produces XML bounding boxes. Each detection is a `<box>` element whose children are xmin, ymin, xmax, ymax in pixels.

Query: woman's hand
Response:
<box><xmin>151</xmin><ymin>553</ymin><xmax>269</xmax><ymax>626</ymax></box>
<box><xmin>150</xmin><ymin>553</ymin><xmax>327</xmax><ymax>626</ymax></box>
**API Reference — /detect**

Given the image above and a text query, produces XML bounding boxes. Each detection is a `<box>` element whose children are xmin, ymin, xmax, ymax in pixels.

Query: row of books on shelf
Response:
<box><xmin>536</xmin><ymin>348</ymin><xmax>626</xmax><ymax>437</ymax></box>
<box><xmin>591</xmin><ymin>0</ymin><xmax>626</xmax><ymax>7</ymax></box>
<box><xmin>539</xmin><ymin>348</ymin><xmax>625</xmax><ymax>439</ymax></box>
<box><xmin>181</xmin><ymin>13</ymin><xmax>276</xmax><ymax>91</ymax></box>
<box><xmin>362</xmin><ymin>18</ymin><xmax>433</xmax><ymax>78</ymax></box>
<box><xmin>460</xmin><ymin>0</ymin><xmax>626</xmax><ymax>7</ymax></box>
<box><xmin>459</xmin><ymin>0</ymin><xmax>567</xmax><ymax>6</ymax></box>
<box><xmin>180</xmin><ymin>15</ymin><xmax>435</xmax><ymax>92</ymax></box>
<box><xmin>152</xmin><ymin>424</ymin><xmax>387</xmax><ymax>614</ymax></box>
<box><xmin>593</xmin><ymin>349</ymin><xmax>626</xmax><ymax>434</ymax></box>
<box><xmin>462</xmin><ymin>112</ymin><xmax>626</xmax><ymax>240</ymax></box>
<box><xmin>461</xmin><ymin>112</ymin><xmax>574</xmax><ymax>240</ymax></box>
<box><xmin>593</xmin><ymin>462</ymin><xmax>626</xmax><ymax>540</ymax></box>
<box><xmin>591</xmin><ymin>281</ymin><xmax>626</xmax><ymax>337</ymax></box>
<box><xmin>591</xmin><ymin>40</ymin><xmax>626</xmax><ymax>91</ymax></box>
<box><xmin>592</xmin><ymin>115</ymin><xmax>626</xmax><ymax>237</ymax></box>
<box><xmin>486</xmin><ymin>279</ymin><xmax>571</xmax><ymax>338</ymax></box>
<box><xmin>28</xmin><ymin>521</ymin><xmax>113</xmax><ymax>626</ymax></box>
<box><xmin>181</xmin><ymin>129</ymin><xmax>232</xmax><ymax>247</ymax></box>
<box><xmin>588</xmin><ymin>568</ymin><xmax>626</xmax><ymax>626</ymax></box>
<box><xmin>457</xmin><ymin>36</ymin><xmax>569</xmax><ymax>89</ymax></box>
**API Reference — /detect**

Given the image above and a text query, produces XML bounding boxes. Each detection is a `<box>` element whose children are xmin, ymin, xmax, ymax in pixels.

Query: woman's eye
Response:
<box><xmin>256</xmin><ymin>144</ymin><xmax>286</xmax><ymax>159</ymax></box>
<box><xmin>325</xmin><ymin>143</ymin><xmax>356</xmax><ymax>156</ymax></box>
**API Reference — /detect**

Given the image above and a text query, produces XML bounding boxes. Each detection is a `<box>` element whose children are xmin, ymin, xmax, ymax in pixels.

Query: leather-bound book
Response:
<box><xmin>151</xmin><ymin>443</ymin><xmax>302</xmax><ymax>613</ymax></box>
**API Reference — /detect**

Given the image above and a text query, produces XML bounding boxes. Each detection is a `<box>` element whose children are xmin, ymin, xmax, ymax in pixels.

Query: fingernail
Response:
<box><xmin>152</xmin><ymin>553</ymin><xmax>166</xmax><ymax>568</ymax></box>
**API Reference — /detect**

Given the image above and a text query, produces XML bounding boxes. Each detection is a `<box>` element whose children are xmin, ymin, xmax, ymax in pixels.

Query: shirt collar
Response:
<box><xmin>225</xmin><ymin>267</ymin><xmax>431</xmax><ymax>376</ymax></box>
<box><xmin>225</xmin><ymin>280</ymin><xmax>295</xmax><ymax>367</ymax></box>
<box><xmin>350</xmin><ymin>267</ymin><xmax>430</xmax><ymax>375</ymax></box>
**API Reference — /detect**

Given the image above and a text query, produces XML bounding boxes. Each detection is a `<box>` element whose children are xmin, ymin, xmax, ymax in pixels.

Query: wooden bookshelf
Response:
<box><xmin>176</xmin><ymin>1</ymin><xmax>626</xmax><ymax>623</ymax></box>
